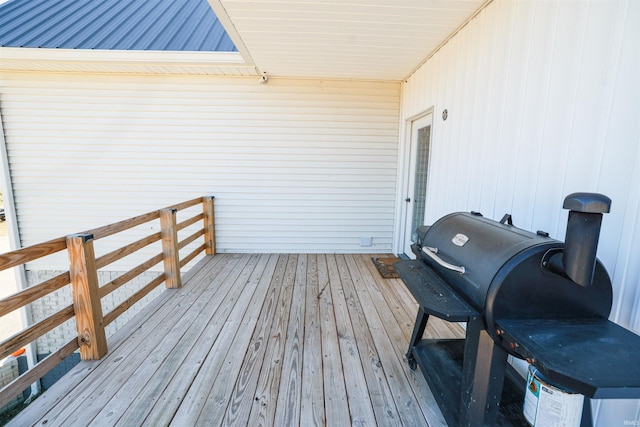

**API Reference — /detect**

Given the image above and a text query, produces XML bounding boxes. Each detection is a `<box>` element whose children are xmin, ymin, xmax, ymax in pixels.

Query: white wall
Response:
<box><xmin>0</xmin><ymin>73</ymin><xmax>400</xmax><ymax>269</ymax></box>
<box><xmin>400</xmin><ymin>0</ymin><xmax>640</xmax><ymax>424</ymax></box>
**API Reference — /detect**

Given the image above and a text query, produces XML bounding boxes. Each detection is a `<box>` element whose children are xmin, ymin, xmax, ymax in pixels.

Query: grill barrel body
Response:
<box><xmin>417</xmin><ymin>212</ymin><xmax>613</xmax><ymax>357</ymax></box>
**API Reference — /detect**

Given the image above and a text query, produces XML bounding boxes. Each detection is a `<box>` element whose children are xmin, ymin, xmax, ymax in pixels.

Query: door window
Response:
<box><xmin>403</xmin><ymin>112</ymin><xmax>433</xmax><ymax>256</ymax></box>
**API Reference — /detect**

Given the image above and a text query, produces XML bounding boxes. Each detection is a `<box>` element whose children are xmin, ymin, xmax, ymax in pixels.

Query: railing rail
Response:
<box><xmin>0</xmin><ymin>196</ymin><xmax>215</xmax><ymax>408</ymax></box>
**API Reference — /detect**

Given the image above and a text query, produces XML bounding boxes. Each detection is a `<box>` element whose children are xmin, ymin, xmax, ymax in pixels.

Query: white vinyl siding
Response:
<box><xmin>0</xmin><ymin>73</ymin><xmax>400</xmax><ymax>268</ymax></box>
<box><xmin>399</xmin><ymin>0</ymin><xmax>640</xmax><ymax>424</ymax></box>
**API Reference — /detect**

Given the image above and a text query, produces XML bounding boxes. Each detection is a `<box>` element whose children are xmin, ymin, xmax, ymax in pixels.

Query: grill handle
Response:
<box><xmin>422</xmin><ymin>246</ymin><xmax>466</xmax><ymax>274</ymax></box>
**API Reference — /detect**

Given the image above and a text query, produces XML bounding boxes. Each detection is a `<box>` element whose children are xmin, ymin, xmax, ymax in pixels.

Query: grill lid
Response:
<box><xmin>416</xmin><ymin>207</ymin><xmax>613</xmax><ymax>344</ymax></box>
<box><xmin>419</xmin><ymin>212</ymin><xmax>554</xmax><ymax>310</ymax></box>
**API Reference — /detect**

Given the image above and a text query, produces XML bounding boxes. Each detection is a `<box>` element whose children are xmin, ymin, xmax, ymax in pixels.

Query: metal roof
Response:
<box><xmin>0</xmin><ymin>0</ymin><xmax>236</xmax><ymax>52</ymax></box>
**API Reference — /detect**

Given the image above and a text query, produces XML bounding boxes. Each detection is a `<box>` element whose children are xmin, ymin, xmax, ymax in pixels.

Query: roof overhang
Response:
<box><xmin>0</xmin><ymin>47</ymin><xmax>257</xmax><ymax>76</ymax></box>
<box><xmin>0</xmin><ymin>1</ymin><xmax>492</xmax><ymax>82</ymax></box>
<box><xmin>212</xmin><ymin>0</ymin><xmax>491</xmax><ymax>81</ymax></box>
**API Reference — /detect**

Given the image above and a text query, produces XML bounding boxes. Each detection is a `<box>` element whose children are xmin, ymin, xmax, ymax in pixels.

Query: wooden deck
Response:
<box><xmin>8</xmin><ymin>254</ymin><xmax>464</xmax><ymax>427</ymax></box>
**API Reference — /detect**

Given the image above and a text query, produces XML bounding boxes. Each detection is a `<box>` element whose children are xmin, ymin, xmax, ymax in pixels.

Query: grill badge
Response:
<box><xmin>452</xmin><ymin>233</ymin><xmax>469</xmax><ymax>247</ymax></box>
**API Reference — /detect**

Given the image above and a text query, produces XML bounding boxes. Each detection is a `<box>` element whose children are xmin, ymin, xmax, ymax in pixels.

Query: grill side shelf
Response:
<box><xmin>393</xmin><ymin>260</ymin><xmax>478</xmax><ymax>321</ymax></box>
<box><xmin>497</xmin><ymin>318</ymin><xmax>640</xmax><ymax>399</ymax></box>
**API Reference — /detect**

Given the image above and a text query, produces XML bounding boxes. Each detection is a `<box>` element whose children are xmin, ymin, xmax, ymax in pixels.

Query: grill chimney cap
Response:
<box><xmin>563</xmin><ymin>192</ymin><xmax>611</xmax><ymax>214</ymax></box>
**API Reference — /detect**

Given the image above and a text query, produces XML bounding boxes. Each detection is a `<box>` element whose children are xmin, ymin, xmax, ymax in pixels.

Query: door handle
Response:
<box><xmin>405</xmin><ymin>198</ymin><xmax>411</xmax><ymax>202</ymax></box>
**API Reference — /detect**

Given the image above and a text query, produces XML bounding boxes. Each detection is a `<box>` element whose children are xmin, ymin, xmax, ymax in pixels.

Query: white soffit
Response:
<box><xmin>214</xmin><ymin>0</ymin><xmax>488</xmax><ymax>81</ymax></box>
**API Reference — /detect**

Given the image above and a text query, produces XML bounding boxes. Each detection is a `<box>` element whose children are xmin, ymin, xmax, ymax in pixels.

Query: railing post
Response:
<box><xmin>203</xmin><ymin>196</ymin><xmax>216</xmax><ymax>255</ymax></box>
<box><xmin>67</xmin><ymin>234</ymin><xmax>108</xmax><ymax>360</ymax></box>
<box><xmin>160</xmin><ymin>208</ymin><xmax>182</xmax><ymax>289</ymax></box>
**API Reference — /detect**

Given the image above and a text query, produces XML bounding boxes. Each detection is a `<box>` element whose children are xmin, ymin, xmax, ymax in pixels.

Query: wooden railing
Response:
<box><xmin>0</xmin><ymin>196</ymin><xmax>215</xmax><ymax>407</ymax></box>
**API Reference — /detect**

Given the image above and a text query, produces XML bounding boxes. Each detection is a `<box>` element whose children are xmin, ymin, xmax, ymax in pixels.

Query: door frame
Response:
<box><xmin>395</xmin><ymin>108</ymin><xmax>434</xmax><ymax>257</ymax></box>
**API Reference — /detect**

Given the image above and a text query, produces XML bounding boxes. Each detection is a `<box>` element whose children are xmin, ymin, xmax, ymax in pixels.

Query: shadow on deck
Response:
<box><xmin>8</xmin><ymin>253</ymin><xmax>464</xmax><ymax>427</ymax></box>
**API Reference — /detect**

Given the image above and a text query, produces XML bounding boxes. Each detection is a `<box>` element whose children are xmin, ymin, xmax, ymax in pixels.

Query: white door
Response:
<box><xmin>403</xmin><ymin>113</ymin><xmax>433</xmax><ymax>257</ymax></box>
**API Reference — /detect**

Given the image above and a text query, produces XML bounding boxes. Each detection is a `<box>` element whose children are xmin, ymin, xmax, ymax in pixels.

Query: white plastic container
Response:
<box><xmin>524</xmin><ymin>365</ymin><xmax>584</xmax><ymax>427</ymax></box>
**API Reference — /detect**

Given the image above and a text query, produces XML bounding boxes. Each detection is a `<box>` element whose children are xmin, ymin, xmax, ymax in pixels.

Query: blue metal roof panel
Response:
<box><xmin>0</xmin><ymin>0</ymin><xmax>236</xmax><ymax>52</ymax></box>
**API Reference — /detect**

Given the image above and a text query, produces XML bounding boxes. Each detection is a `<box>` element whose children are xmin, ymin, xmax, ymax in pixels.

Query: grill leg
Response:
<box><xmin>460</xmin><ymin>317</ymin><xmax>508</xmax><ymax>427</ymax></box>
<box><xmin>581</xmin><ymin>398</ymin><xmax>593</xmax><ymax>427</ymax></box>
<box><xmin>407</xmin><ymin>306</ymin><xmax>429</xmax><ymax>370</ymax></box>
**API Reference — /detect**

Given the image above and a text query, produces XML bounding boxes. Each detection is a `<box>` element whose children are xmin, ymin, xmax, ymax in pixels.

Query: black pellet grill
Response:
<box><xmin>394</xmin><ymin>193</ymin><xmax>640</xmax><ymax>427</ymax></box>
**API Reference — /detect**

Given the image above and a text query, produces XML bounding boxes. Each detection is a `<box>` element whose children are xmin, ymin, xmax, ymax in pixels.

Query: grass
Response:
<box><xmin>0</xmin><ymin>395</ymin><xmax>38</xmax><ymax>427</ymax></box>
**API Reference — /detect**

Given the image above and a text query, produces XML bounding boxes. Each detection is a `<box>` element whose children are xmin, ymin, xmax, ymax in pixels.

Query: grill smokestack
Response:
<box><xmin>561</xmin><ymin>192</ymin><xmax>611</xmax><ymax>287</ymax></box>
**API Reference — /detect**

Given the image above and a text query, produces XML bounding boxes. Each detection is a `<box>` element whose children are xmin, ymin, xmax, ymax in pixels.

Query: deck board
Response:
<box><xmin>299</xmin><ymin>253</ymin><xmax>324</xmax><ymax>427</ymax></box>
<box><xmin>336</xmin><ymin>254</ymin><xmax>402</xmax><ymax>426</ymax></box>
<box><xmin>8</xmin><ymin>254</ymin><xmax>464</xmax><ymax>427</ymax></box>
<box><xmin>331</xmin><ymin>254</ymin><xmax>378</xmax><ymax>426</ymax></box>
<box><xmin>347</xmin><ymin>254</ymin><xmax>443</xmax><ymax>426</ymax></box>
<box><xmin>246</xmin><ymin>254</ymin><xmax>295</xmax><ymax>426</ymax></box>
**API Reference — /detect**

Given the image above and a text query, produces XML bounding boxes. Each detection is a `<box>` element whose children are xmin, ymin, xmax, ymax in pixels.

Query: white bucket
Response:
<box><xmin>523</xmin><ymin>365</ymin><xmax>584</xmax><ymax>427</ymax></box>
